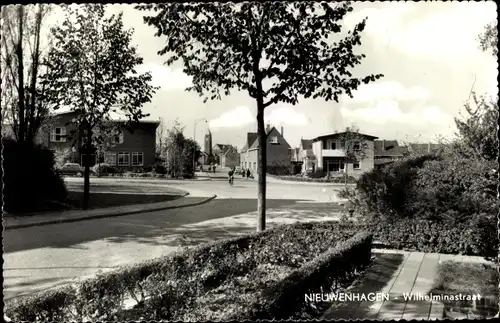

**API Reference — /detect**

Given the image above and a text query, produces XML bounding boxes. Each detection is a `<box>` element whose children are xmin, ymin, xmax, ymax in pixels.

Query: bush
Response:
<box><xmin>308</xmin><ymin>169</ymin><xmax>325</xmax><ymax>178</ymax></box>
<box><xmin>365</xmin><ymin>216</ymin><xmax>497</xmax><ymax>258</ymax></box>
<box><xmin>356</xmin><ymin>154</ymin><xmax>441</xmax><ymax>219</ymax></box>
<box><xmin>407</xmin><ymin>156</ymin><xmax>498</xmax><ymax>218</ymax></box>
<box><xmin>152</xmin><ymin>162</ymin><xmax>167</xmax><ymax>174</ymax></box>
<box><xmin>92</xmin><ymin>163</ymin><xmax>118</xmax><ymax>175</ymax></box>
<box><xmin>231</xmin><ymin>231</ymin><xmax>373</xmax><ymax>320</ymax></box>
<box><xmin>2</xmin><ymin>138</ymin><xmax>68</xmax><ymax>213</ymax></box>
<box><xmin>5</xmin><ymin>221</ymin><xmax>366</xmax><ymax>321</ymax></box>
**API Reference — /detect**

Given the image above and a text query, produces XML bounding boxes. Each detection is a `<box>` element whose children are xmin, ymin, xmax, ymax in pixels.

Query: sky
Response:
<box><xmin>47</xmin><ymin>2</ymin><xmax>497</xmax><ymax>150</ymax></box>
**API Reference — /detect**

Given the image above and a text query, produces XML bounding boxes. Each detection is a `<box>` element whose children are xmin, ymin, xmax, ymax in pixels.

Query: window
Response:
<box><xmin>51</xmin><ymin>127</ymin><xmax>67</xmax><ymax>142</ymax></box>
<box><xmin>353</xmin><ymin>161</ymin><xmax>360</xmax><ymax>169</ymax></box>
<box><xmin>270</xmin><ymin>136</ymin><xmax>278</xmax><ymax>144</ymax></box>
<box><xmin>104</xmin><ymin>153</ymin><xmax>117</xmax><ymax>165</ymax></box>
<box><xmin>330</xmin><ymin>141</ymin><xmax>337</xmax><ymax>150</ymax></box>
<box><xmin>118</xmin><ymin>152</ymin><xmax>130</xmax><ymax>166</ymax></box>
<box><xmin>132</xmin><ymin>152</ymin><xmax>144</xmax><ymax>166</ymax></box>
<box><xmin>114</xmin><ymin>131</ymin><xmax>124</xmax><ymax>144</ymax></box>
<box><xmin>353</xmin><ymin>141</ymin><xmax>361</xmax><ymax>150</ymax></box>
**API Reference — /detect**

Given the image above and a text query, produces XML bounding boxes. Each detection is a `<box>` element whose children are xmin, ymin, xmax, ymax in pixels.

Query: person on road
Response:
<box><xmin>213</xmin><ymin>165</ymin><xmax>216</xmax><ymax>174</ymax></box>
<box><xmin>246</xmin><ymin>168</ymin><xmax>251</xmax><ymax>179</ymax></box>
<box><xmin>228</xmin><ymin>168</ymin><xmax>234</xmax><ymax>185</ymax></box>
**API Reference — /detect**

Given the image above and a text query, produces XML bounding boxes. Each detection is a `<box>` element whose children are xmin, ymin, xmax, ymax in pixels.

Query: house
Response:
<box><xmin>309</xmin><ymin>131</ymin><xmax>378</xmax><ymax>177</ymax></box>
<box><xmin>220</xmin><ymin>146</ymin><xmax>240</xmax><ymax>168</ymax></box>
<box><xmin>406</xmin><ymin>143</ymin><xmax>445</xmax><ymax>155</ymax></box>
<box><xmin>37</xmin><ymin>111</ymin><xmax>159</xmax><ymax>168</ymax></box>
<box><xmin>240</xmin><ymin>124</ymin><xmax>291</xmax><ymax>175</ymax></box>
<box><xmin>298</xmin><ymin>138</ymin><xmax>316</xmax><ymax>173</ymax></box>
<box><xmin>212</xmin><ymin>143</ymin><xmax>233</xmax><ymax>165</ymax></box>
<box><xmin>374</xmin><ymin>140</ymin><xmax>405</xmax><ymax>169</ymax></box>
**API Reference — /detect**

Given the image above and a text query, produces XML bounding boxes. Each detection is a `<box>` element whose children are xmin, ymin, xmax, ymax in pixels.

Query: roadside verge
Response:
<box><xmin>4</xmin><ymin>194</ymin><xmax>217</xmax><ymax>230</ymax></box>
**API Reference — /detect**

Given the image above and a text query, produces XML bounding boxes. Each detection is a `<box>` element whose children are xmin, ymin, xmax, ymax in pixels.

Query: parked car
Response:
<box><xmin>234</xmin><ymin>166</ymin><xmax>244</xmax><ymax>175</ymax></box>
<box><xmin>57</xmin><ymin>163</ymin><xmax>84</xmax><ymax>177</ymax></box>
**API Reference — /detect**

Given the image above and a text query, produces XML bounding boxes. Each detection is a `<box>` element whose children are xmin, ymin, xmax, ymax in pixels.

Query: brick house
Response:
<box><xmin>240</xmin><ymin>124</ymin><xmax>291</xmax><ymax>175</ymax></box>
<box><xmin>309</xmin><ymin>132</ymin><xmax>378</xmax><ymax>178</ymax></box>
<box><xmin>39</xmin><ymin>111</ymin><xmax>159</xmax><ymax>168</ymax></box>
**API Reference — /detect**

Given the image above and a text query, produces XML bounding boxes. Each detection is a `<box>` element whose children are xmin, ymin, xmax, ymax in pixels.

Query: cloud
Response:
<box><xmin>265</xmin><ymin>107</ymin><xmax>310</xmax><ymax>126</ymax></box>
<box><xmin>340</xmin><ymin>101</ymin><xmax>455</xmax><ymax>127</ymax></box>
<box><xmin>346</xmin><ymin>81</ymin><xmax>430</xmax><ymax>103</ymax></box>
<box><xmin>345</xmin><ymin>2</ymin><xmax>496</xmax><ymax>62</ymax></box>
<box><xmin>208</xmin><ymin>106</ymin><xmax>254</xmax><ymax>129</ymax></box>
<box><xmin>135</xmin><ymin>63</ymin><xmax>192</xmax><ymax>90</ymax></box>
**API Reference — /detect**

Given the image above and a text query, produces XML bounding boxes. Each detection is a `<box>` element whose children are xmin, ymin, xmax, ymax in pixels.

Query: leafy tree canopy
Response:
<box><xmin>136</xmin><ymin>2</ymin><xmax>383</xmax><ymax>106</ymax></box>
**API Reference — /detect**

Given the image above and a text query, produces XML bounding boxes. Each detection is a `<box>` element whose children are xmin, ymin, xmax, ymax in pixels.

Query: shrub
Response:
<box><xmin>231</xmin><ymin>231</ymin><xmax>373</xmax><ymax>320</ymax></box>
<box><xmin>2</xmin><ymin>138</ymin><xmax>68</xmax><ymax>213</ymax></box>
<box><xmin>92</xmin><ymin>163</ymin><xmax>118</xmax><ymax>175</ymax></box>
<box><xmin>407</xmin><ymin>156</ymin><xmax>498</xmax><ymax>218</ymax></box>
<box><xmin>366</xmin><ymin>216</ymin><xmax>498</xmax><ymax>258</ymax></box>
<box><xmin>152</xmin><ymin>162</ymin><xmax>167</xmax><ymax>174</ymax></box>
<box><xmin>308</xmin><ymin>169</ymin><xmax>325</xmax><ymax>178</ymax></box>
<box><xmin>356</xmin><ymin>154</ymin><xmax>441</xmax><ymax>219</ymax></box>
<box><xmin>5</xmin><ymin>221</ymin><xmax>365</xmax><ymax>321</ymax></box>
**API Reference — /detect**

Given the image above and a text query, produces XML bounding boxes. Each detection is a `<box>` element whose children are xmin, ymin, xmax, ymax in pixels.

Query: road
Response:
<box><xmin>4</xmin><ymin>177</ymin><xmax>351</xmax><ymax>301</ymax></box>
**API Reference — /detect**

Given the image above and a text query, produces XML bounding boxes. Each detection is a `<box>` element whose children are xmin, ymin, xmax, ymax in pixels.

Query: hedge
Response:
<box><xmin>232</xmin><ymin>231</ymin><xmax>373</xmax><ymax>320</ymax></box>
<box><xmin>5</xmin><ymin>221</ymin><xmax>364</xmax><ymax>322</ymax></box>
<box><xmin>269</xmin><ymin>173</ymin><xmax>357</xmax><ymax>184</ymax></box>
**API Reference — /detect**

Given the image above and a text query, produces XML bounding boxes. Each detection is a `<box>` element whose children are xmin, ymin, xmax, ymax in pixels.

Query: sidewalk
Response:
<box><xmin>322</xmin><ymin>249</ymin><xmax>492</xmax><ymax>320</ymax></box>
<box><xmin>4</xmin><ymin>195</ymin><xmax>217</xmax><ymax>230</ymax></box>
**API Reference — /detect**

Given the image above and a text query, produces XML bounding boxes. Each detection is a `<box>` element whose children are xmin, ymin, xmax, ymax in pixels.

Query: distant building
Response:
<box><xmin>220</xmin><ymin>146</ymin><xmax>240</xmax><ymax>168</ymax></box>
<box><xmin>240</xmin><ymin>124</ymin><xmax>291</xmax><ymax>175</ymax></box>
<box><xmin>6</xmin><ymin>111</ymin><xmax>160</xmax><ymax>168</ymax></box>
<box><xmin>373</xmin><ymin>140</ymin><xmax>405</xmax><ymax>169</ymax></box>
<box><xmin>202</xmin><ymin>130</ymin><xmax>216</xmax><ymax>165</ymax></box>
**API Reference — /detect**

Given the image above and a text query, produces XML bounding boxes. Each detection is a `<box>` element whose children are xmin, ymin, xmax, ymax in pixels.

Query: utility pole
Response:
<box><xmin>193</xmin><ymin>118</ymin><xmax>207</xmax><ymax>176</ymax></box>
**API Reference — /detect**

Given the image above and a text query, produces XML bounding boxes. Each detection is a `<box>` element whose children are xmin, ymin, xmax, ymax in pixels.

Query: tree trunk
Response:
<box><xmin>83</xmin><ymin>125</ymin><xmax>92</xmax><ymax>210</ymax></box>
<box><xmin>16</xmin><ymin>5</ymin><xmax>25</xmax><ymax>144</ymax></box>
<box><xmin>256</xmin><ymin>105</ymin><xmax>267</xmax><ymax>232</ymax></box>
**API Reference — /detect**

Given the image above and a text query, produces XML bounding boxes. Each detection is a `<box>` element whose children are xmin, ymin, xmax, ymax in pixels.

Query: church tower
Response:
<box><xmin>204</xmin><ymin>129</ymin><xmax>212</xmax><ymax>156</ymax></box>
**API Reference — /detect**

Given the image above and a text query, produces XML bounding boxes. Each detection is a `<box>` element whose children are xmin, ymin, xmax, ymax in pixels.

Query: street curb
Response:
<box><xmin>4</xmin><ymin>194</ymin><xmax>217</xmax><ymax>230</ymax></box>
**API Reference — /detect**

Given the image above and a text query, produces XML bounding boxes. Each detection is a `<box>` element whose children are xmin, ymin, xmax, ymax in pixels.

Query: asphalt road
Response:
<box><xmin>4</xmin><ymin>177</ymin><xmax>349</xmax><ymax>301</ymax></box>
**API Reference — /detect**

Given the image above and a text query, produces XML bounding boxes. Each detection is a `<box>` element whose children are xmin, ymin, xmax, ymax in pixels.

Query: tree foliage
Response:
<box><xmin>136</xmin><ymin>2</ymin><xmax>383</xmax><ymax>230</ymax></box>
<box><xmin>43</xmin><ymin>4</ymin><xmax>157</xmax><ymax>208</ymax></box>
<box><xmin>161</xmin><ymin>120</ymin><xmax>201</xmax><ymax>178</ymax></box>
<box><xmin>478</xmin><ymin>21</ymin><xmax>498</xmax><ymax>56</ymax></box>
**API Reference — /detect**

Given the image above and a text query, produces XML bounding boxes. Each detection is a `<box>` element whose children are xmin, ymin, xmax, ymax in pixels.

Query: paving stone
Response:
<box><xmin>402</xmin><ymin>300</ymin><xmax>432</xmax><ymax>320</ymax></box>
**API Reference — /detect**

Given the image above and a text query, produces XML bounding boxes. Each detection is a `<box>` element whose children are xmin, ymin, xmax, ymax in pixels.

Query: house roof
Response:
<box><xmin>241</xmin><ymin>132</ymin><xmax>258</xmax><ymax>152</ymax></box>
<box><xmin>223</xmin><ymin>146</ymin><xmax>238</xmax><ymax>156</ymax></box>
<box><xmin>300</xmin><ymin>139</ymin><xmax>313</xmax><ymax>150</ymax></box>
<box><xmin>313</xmin><ymin>131</ymin><xmax>378</xmax><ymax>141</ymax></box>
<box><xmin>374</xmin><ymin>140</ymin><xmax>405</xmax><ymax>157</ymax></box>
<box><xmin>248</xmin><ymin>127</ymin><xmax>291</xmax><ymax>150</ymax></box>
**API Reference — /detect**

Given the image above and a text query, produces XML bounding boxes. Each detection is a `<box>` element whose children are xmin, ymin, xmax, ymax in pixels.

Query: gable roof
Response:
<box><xmin>248</xmin><ymin>127</ymin><xmax>291</xmax><ymax>150</ymax></box>
<box><xmin>241</xmin><ymin>132</ymin><xmax>258</xmax><ymax>152</ymax></box>
<box><xmin>300</xmin><ymin>139</ymin><xmax>313</xmax><ymax>150</ymax></box>
<box><xmin>223</xmin><ymin>146</ymin><xmax>238</xmax><ymax>156</ymax></box>
<box><xmin>313</xmin><ymin>132</ymin><xmax>378</xmax><ymax>141</ymax></box>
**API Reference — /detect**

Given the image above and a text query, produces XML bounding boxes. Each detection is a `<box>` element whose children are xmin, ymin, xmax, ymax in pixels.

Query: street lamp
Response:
<box><xmin>193</xmin><ymin>118</ymin><xmax>208</xmax><ymax>174</ymax></box>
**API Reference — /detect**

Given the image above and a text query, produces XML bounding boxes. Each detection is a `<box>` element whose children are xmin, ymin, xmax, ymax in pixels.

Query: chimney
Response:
<box><xmin>266</xmin><ymin>123</ymin><xmax>271</xmax><ymax>133</ymax></box>
<box><xmin>281</xmin><ymin>126</ymin><xmax>284</xmax><ymax>136</ymax></box>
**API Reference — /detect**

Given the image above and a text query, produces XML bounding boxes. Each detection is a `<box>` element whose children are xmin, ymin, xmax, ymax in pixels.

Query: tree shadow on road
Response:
<box><xmin>4</xmin><ymin>198</ymin><xmax>339</xmax><ymax>253</ymax></box>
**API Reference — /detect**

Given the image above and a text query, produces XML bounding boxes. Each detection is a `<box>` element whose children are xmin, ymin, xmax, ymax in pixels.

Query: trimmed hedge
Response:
<box><xmin>5</xmin><ymin>221</ymin><xmax>365</xmax><ymax>321</ymax></box>
<box><xmin>233</xmin><ymin>231</ymin><xmax>373</xmax><ymax>320</ymax></box>
<box><xmin>271</xmin><ymin>173</ymin><xmax>357</xmax><ymax>184</ymax></box>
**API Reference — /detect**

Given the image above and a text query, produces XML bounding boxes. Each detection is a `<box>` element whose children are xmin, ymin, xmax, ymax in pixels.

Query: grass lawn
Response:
<box><xmin>66</xmin><ymin>191</ymin><xmax>182</xmax><ymax>210</ymax></box>
<box><xmin>429</xmin><ymin>261</ymin><xmax>499</xmax><ymax>318</ymax></box>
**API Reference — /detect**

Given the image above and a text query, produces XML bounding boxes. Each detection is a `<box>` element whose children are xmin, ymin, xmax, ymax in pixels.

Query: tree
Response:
<box><xmin>336</xmin><ymin>125</ymin><xmax>369</xmax><ymax>186</ymax></box>
<box><xmin>162</xmin><ymin>120</ymin><xmax>201</xmax><ymax>177</ymax></box>
<box><xmin>1</xmin><ymin>4</ymin><xmax>56</xmax><ymax>145</ymax></box>
<box><xmin>137</xmin><ymin>2</ymin><xmax>383</xmax><ymax>231</ymax></box>
<box><xmin>478</xmin><ymin>21</ymin><xmax>497</xmax><ymax>56</ymax></box>
<box><xmin>43</xmin><ymin>4</ymin><xmax>157</xmax><ymax>209</ymax></box>
<box><xmin>156</xmin><ymin>116</ymin><xmax>167</xmax><ymax>158</ymax></box>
